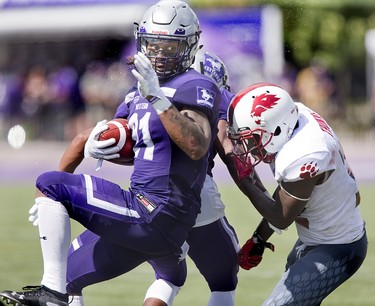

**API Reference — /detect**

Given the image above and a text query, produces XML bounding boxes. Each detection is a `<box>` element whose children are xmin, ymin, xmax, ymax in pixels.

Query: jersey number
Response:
<box><xmin>128</xmin><ymin>112</ymin><xmax>155</xmax><ymax>160</ymax></box>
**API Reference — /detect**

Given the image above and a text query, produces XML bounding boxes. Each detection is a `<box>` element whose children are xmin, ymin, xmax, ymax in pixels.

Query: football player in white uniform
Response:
<box><xmin>227</xmin><ymin>82</ymin><xmax>367</xmax><ymax>305</ymax></box>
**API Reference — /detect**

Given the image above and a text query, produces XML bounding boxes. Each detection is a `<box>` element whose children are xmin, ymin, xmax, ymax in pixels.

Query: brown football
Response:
<box><xmin>98</xmin><ymin>118</ymin><xmax>135</xmax><ymax>164</ymax></box>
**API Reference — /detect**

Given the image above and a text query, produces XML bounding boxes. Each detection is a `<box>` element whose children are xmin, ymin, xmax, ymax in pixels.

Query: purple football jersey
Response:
<box><xmin>114</xmin><ymin>68</ymin><xmax>221</xmax><ymax>245</ymax></box>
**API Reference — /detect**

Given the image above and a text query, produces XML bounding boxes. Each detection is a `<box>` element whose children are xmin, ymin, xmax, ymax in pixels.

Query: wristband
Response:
<box><xmin>147</xmin><ymin>96</ymin><xmax>160</xmax><ymax>103</ymax></box>
<box><xmin>151</xmin><ymin>96</ymin><xmax>172</xmax><ymax>115</ymax></box>
<box><xmin>253</xmin><ymin>231</ymin><xmax>264</xmax><ymax>243</ymax></box>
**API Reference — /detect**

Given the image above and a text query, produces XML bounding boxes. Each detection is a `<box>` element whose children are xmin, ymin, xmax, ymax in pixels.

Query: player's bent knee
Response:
<box><xmin>36</xmin><ymin>171</ymin><xmax>82</xmax><ymax>200</ymax></box>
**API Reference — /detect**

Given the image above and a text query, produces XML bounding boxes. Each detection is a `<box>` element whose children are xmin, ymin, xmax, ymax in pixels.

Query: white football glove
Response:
<box><xmin>84</xmin><ymin>120</ymin><xmax>120</xmax><ymax>160</ymax></box>
<box><xmin>131</xmin><ymin>52</ymin><xmax>165</xmax><ymax>100</ymax></box>
<box><xmin>28</xmin><ymin>203</ymin><xmax>39</xmax><ymax>227</ymax></box>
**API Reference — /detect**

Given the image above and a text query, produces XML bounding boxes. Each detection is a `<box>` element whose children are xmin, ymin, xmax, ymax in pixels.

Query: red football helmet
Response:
<box><xmin>227</xmin><ymin>82</ymin><xmax>298</xmax><ymax>166</ymax></box>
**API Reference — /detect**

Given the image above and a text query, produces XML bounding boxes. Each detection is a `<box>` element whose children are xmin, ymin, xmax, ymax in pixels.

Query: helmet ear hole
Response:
<box><xmin>274</xmin><ymin>126</ymin><xmax>281</xmax><ymax>136</ymax></box>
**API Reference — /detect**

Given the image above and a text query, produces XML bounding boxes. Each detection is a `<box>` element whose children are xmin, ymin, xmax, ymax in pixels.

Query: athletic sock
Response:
<box><xmin>207</xmin><ymin>290</ymin><xmax>235</xmax><ymax>306</ymax></box>
<box><xmin>36</xmin><ymin>197</ymin><xmax>71</xmax><ymax>294</ymax></box>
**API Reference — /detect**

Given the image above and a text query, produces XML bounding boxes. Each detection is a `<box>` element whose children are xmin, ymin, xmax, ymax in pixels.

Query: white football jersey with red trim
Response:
<box><xmin>273</xmin><ymin>103</ymin><xmax>364</xmax><ymax>245</ymax></box>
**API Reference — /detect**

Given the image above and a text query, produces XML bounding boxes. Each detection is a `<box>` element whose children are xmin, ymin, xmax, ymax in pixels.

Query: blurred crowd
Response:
<box><xmin>0</xmin><ymin>57</ymin><xmax>134</xmax><ymax>141</ymax></box>
<box><xmin>0</xmin><ymin>40</ymin><xmax>339</xmax><ymax>142</ymax></box>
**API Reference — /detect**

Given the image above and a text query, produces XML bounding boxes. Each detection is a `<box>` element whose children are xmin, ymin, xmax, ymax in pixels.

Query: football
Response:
<box><xmin>98</xmin><ymin>118</ymin><xmax>135</xmax><ymax>164</ymax></box>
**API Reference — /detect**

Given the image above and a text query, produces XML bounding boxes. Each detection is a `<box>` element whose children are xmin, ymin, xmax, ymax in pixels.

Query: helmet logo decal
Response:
<box><xmin>204</xmin><ymin>56</ymin><xmax>223</xmax><ymax>85</ymax></box>
<box><xmin>251</xmin><ymin>93</ymin><xmax>280</xmax><ymax>125</ymax></box>
<box><xmin>299</xmin><ymin>162</ymin><xmax>319</xmax><ymax>179</ymax></box>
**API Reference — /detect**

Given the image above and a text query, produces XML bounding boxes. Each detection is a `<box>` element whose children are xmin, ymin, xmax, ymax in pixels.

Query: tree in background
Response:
<box><xmin>192</xmin><ymin>0</ymin><xmax>375</xmax><ymax>131</ymax></box>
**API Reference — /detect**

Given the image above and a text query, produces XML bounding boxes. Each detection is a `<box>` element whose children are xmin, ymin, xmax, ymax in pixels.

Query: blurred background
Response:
<box><xmin>0</xmin><ymin>0</ymin><xmax>375</xmax><ymax>142</ymax></box>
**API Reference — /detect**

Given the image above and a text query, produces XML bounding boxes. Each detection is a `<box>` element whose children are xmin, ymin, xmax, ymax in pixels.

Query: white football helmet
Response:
<box><xmin>134</xmin><ymin>0</ymin><xmax>201</xmax><ymax>80</ymax></box>
<box><xmin>227</xmin><ymin>82</ymin><xmax>298</xmax><ymax>166</ymax></box>
<box><xmin>192</xmin><ymin>49</ymin><xmax>230</xmax><ymax>90</ymax></box>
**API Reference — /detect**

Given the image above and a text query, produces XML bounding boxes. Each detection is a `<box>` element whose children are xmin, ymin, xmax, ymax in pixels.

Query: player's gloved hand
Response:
<box><xmin>232</xmin><ymin>154</ymin><xmax>254</xmax><ymax>182</ymax></box>
<box><xmin>28</xmin><ymin>203</ymin><xmax>39</xmax><ymax>227</ymax></box>
<box><xmin>84</xmin><ymin>120</ymin><xmax>120</xmax><ymax>160</ymax></box>
<box><xmin>238</xmin><ymin>232</ymin><xmax>275</xmax><ymax>270</ymax></box>
<box><xmin>131</xmin><ymin>52</ymin><xmax>165</xmax><ymax>100</ymax></box>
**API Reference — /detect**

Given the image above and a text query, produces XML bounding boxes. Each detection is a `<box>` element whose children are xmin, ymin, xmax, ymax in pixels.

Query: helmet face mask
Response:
<box><xmin>135</xmin><ymin>0</ymin><xmax>201</xmax><ymax>80</ymax></box>
<box><xmin>227</xmin><ymin>82</ymin><xmax>298</xmax><ymax>165</ymax></box>
<box><xmin>138</xmin><ymin>34</ymin><xmax>191</xmax><ymax>79</ymax></box>
<box><xmin>229</xmin><ymin>127</ymin><xmax>274</xmax><ymax>167</ymax></box>
<box><xmin>144</xmin><ymin>37</ymin><xmax>187</xmax><ymax>58</ymax></box>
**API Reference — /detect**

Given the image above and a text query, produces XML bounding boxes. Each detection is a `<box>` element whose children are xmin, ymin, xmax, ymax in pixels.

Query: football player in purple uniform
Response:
<box><xmin>0</xmin><ymin>1</ymin><xmax>220</xmax><ymax>306</ymax></box>
<box><xmin>142</xmin><ymin>49</ymin><xmax>241</xmax><ymax>306</ymax></box>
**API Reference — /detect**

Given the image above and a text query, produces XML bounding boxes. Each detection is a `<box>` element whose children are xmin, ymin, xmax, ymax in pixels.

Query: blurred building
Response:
<box><xmin>0</xmin><ymin>0</ymin><xmax>153</xmax><ymax>139</ymax></box>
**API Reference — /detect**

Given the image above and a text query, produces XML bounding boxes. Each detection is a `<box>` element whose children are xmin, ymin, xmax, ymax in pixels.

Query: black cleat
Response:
<box><xmin>0</xmin><ymin>285</ymin><xmax>68</xmax><ymax>306</ymax></box>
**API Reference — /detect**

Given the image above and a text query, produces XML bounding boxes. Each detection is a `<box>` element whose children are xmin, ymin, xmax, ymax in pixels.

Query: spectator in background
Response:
<box><xmin>46</xmin><ymin>65</ymin><xmax>79</xmax><ymax>140</ymax></box>
<box><xmin>21</xmin><ymin>66</ymin><xmax>50</xmax><ymax>139</ymax></box>
<box><xmin>105</xmin><ymin>61</ymin><xmax>134</xmax><ymax>116</ymax></box>
<box><xmin>79</xmin><ymin>61</ymin><xmax>133</xmax><ymax>131</ymax></box>
<box><xmin>0</xmin><ymin>69</ymin><xmax>24</xmax><ymax>136</ymax></box>
<box><xmin>279</xmin><ymin>60</ymin><xmax>298</xmax><ymax>98</ymax></box>
<box><xmin>295</xmin><ymin>59</ymin><xmax>336</xmax><ymax>119</ymax></box>
<box><xmin>79</xmin><ymin>61</ymin><xmax>110</xmax><ymax>127</ymax></box>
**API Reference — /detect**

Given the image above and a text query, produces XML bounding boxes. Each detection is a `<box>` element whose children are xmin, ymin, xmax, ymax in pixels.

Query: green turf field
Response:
<box><xmin>0</xmin><ymin>183</ymin><xmax>374</xmax><ymax>305</ymax></box>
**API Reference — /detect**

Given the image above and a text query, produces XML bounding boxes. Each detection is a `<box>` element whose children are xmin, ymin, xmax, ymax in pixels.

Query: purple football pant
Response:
<box><xmin>67</xmin><ymin>230</ymin><xmax>187</xmax><ymax>294</ymax></box>
<box><xmin>187</xmin><ymin>217</ymin><xmax>240</xmax><ymax>292</ymax></box>
<box><xmin>36</xmin><ymin>171</ymin><xmax>184</xmax><ymax>292</ymax></box>
<box><xmin>66</xmin><ymin>217</ymin><xmax>239</xmax><ymax>294</ymax></box>
<box><xmin>263</xmin><ymin>232</ymin><xmax>367</xmax><ymax>306</ymax></box>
